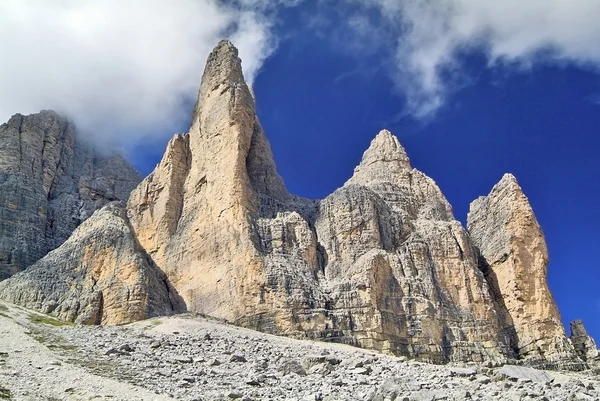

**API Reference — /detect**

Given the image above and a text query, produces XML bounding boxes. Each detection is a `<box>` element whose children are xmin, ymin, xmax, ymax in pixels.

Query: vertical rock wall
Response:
<box><xmin>0</xmin><ymin>111</ymin><xmax>141</xmax><ymax>280</ymax></box>
<box><xmin>467</xmin><ymin>174</ymin><xmax>583</xmax><ymax>369</ymax></box>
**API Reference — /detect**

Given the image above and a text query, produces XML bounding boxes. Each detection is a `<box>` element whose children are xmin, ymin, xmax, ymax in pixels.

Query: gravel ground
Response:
<box><xmin>1</xmin><ymin>300</ymin><xmax>599</xmax><ymax>401</ymax></box>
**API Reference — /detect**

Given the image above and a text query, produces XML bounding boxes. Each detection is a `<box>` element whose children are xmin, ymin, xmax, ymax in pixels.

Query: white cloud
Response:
<box><xmin>349</xmin><ymin>0</ymin><xmax>600</xmax><ymax>117</ymax></box>
<box><xmin>0</xmin><ymin>0</ymin><xmax>280</xmax><ymax>145</ymax></box>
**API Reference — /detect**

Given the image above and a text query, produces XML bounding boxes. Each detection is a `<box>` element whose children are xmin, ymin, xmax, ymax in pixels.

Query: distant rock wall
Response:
<box><xmin>0</xmin><ymin>111</ymin><xmax>141</xmax><ymax>279</ymax></box>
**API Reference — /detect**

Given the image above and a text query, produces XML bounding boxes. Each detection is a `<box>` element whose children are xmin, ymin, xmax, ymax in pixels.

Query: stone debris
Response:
<box><xmin>1</xmin><ymin>305</ymin><xmax>595</xmax><ymax>401</ymax></box>
<box><xmin>497</xmin><ymin>365</ymin><xmax>553</xmax><ymax>383</ymax></box>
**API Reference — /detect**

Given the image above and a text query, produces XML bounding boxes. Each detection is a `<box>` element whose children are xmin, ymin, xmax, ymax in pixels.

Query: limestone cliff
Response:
<box><xmin>307</xmin><ymin>131</ymin><xmax>505</xmax><ymax>362</ymax></box>
<box><xmin>0</xmin><ymin>203</ymin><xmax>182</xmax><ymax>324</ymax></box>
<box><xmin>0</xmin><ymin>111</ymin><xmax>141</xmax><ymax>280</ymax></box>
<box><xmin>0</xmin><ymin>40</ymin><xmax>592</xmax><ymax>369</ymax></box>
<box><xmin>467</xmin><ymin>174</ymin><xmax>583</xmax><ymax>369</ymax></box>
<box><xmin>127</xmin><ymin>41</ymin><xmax>505</xmax><ymax>364</ymax></box>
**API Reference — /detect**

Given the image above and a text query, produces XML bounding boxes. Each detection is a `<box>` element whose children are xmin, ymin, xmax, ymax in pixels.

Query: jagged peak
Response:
<box><xmin>200</xmin><ymin>40</ymin><xmax>245</xmax><ymax>91</ymax></box>
<box><xmin>469</xmin><ymin>173</ymin><xmax>525</xmax><ymax>210</ymax></box>
<box><xmin>496</xmin><ymin>172</ymin><xmax>520</xmax><ymax>189</ymax></box>
<box><xmin>365</xmin><ymin>130</ymin><xmax>410</xmax><ymax>163</ymax></box>
<box><xmin>490</xmin><ymin>173</ymin><xmax>531</xmax><ymax>209</ymax></box>
<box><xmin>190</xmin><ymin>40</ymin><xmax>254</xmax><ymax>134</ymax></box>
<box><xmin>346</xmin><ymin>129</ymin><xmax>411</xmax><ymax>186</ymax></box>
<box><xmin>3</xmin><ymin>109</ymin><xmax>66</xmax><ymax>127</ymax></box>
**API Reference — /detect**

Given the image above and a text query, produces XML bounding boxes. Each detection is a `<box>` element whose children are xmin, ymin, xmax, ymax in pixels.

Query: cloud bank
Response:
<box><xmin>2</xmin><ymin>0</ymin><xmax>600</xmax><ymax>141</ymax></box>
<box><xmin>0</xmin><ymin>0</ymin><xmax>278</xmax><ymax>144</ymax></box>
<box><xmin>348</xmin><ymin>0</ymin><xmax>600</xmax><ymax>117</ymax></box>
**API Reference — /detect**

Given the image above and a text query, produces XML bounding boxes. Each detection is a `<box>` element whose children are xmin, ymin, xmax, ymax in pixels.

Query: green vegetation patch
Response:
<box><xmin>0</xmin><ymin>304</ymin><xmax>8</xmax><ymax>312</ymax></box>
<box><xmin>28</xmin><ymin>314</ymin><xmax>72</xmax><ymax>327</ymax></box>
<box><xmin>0</xmin><ymin>385</ymin><xmax>11</xmax><ymax>399</ymax></box>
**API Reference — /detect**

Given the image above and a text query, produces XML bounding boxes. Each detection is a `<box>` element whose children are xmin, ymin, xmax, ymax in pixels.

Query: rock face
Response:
<box><xmin>570</xmin><ymin>320</ymin><xmax>599</xmax><ymax>363</ymax></box>
<box><xmin>125</xmin><ymin>40</ymin><xmax>505</xmax><ymax>364</ymax></box>
<box><xmin>467</xmin><ymin>174</ymin><xmax>582</xmax><ymax>369</ymax></box>
<box><xmin>0</xmin><ymin>40</ymin><xmax>593</xmax><ymax>369</ymax></box>
<box><xmin>0</xmin><ymin>203</ymin><xmax>182</xmax><ymax>324</ymax></box>
<box><xmin>0</xmin><ymin>111</ymin><xmax>141</xmax><ymax>280</ymax></box>
<box><xmin>308</xmin><ymin>132</ymin><xmax>505</xmax><ymax>362</ymax></box>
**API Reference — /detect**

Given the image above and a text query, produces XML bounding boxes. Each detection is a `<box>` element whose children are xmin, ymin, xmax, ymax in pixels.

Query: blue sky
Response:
<box><xmin>2</xmin><ymin>1</ymin><xmax>599</xmax><ymax>342</ymax></box>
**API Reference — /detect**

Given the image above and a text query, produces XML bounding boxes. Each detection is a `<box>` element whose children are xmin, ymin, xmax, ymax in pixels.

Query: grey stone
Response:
<box><xmin>168</xmin><ymin>355</ymin><xmax>193</xmax><ymax>364</ymax></box>
<box><xmin>570</xmin><ymin>320</ymin><xmax>599</xmax><ymax>363</ymax></box>
<box><xmin>450</xmin><ymin>367</ymin><xmax>477</xmax><ymax>377</ymax></box>
<box><xmin>0</xmin><ymin>110</ymin><xmax>141</xmax><ymax>280</ymax></box>
<box><xmin>229</xmin><ymin>354</ymin><xmax>247</xmax><ymax>363</ymax></box>
<box><xmin>498</xmin><ymin>365</ymin><xmax>553</xmax><ymax>383</ymax></box>
<box><xmin>280</xmin><ymin>359</ymin><xmax>307</xmax><ymax>376</ymax></box>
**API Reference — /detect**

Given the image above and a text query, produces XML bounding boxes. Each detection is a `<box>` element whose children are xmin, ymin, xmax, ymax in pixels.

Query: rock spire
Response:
<box><xmin>468</xmin><ymin>173</ymin><xmax>583</xmax><ymax>369</ymax></box>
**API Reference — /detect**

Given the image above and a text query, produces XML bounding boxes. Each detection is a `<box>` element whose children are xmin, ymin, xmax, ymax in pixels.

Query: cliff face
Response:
<box><xmin>0</xmin><ymin>111</ymin><xmax>141</xmax><ymax>280</ymax></box>
<box><xmin>0</xmin><ymin>203</ymin><xmax>182</xmax><ymax>324</ymax></box>
<box><xmin>124</xmin><ymin>41</ymin><xmax>506</xmax><ymax>364</ymax></box>
<box><xmin>0</xmin><ymin>40</ymin><xmax>595</xmax><ymax>369</ymax></box>
<box><xmin>467</xmin><ymin>174</ymin><xmax>583</xmax><ymax>369</ymax></box>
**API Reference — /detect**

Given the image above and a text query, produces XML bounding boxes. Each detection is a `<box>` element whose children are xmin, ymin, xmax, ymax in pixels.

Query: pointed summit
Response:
<box><xmin>347</xmin><ymin>129</ymin><xmax>411</xmax><ymax>186</ymax></box>
<box><xmin>468</xmin><ymin>173</ymin><xmax>582</xmax><ymax>368</ymax></box>
<box><xmin>128</xmin><ymin>39</ymin><xmax>291</xmax><ymax>319</ymax></box>
<box><xmin>495</xmin><ymin>172</ymin><xmax>521</xmax><ymax>190</ymax></box>
<box><xmin>201</xmin><ymin>39</ymin><xmax>245</xmax><ymax>88</ymax></box>
<box><xmin>570</xmin><ymin>320</ymin><xmax>599</xmax><ymax>362</ymax></box>
<box><xmin>190</xmin><ymin>39</ymin><xmax>253</xmax><ymax>134</ymax></box>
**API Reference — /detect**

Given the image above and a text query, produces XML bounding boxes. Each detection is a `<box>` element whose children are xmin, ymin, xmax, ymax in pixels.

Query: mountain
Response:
<box><xmin>0</xmin><ymin>40</ymin><xmax>596</xmax><ymax>370</ymax></box>
<box><xmin>0</xmin><ymin>110</ymin><xmax>141</xmax><ymax>280</ymax></box>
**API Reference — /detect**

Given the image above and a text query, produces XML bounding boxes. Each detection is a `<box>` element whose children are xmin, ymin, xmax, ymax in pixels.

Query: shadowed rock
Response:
<box><xmin>0</xmin><ymin>111</ymin><xmax>141</xmax><ymax>280</ymax></box>
<box><xmin>570</xmin><ymin>320</ymin><xmax>599</xmax><ymax>363</ymax></box>
<box><xmin>0</xmin><ymin>40</ymin><xmax>592</xmax><ymax>370</ymax></box>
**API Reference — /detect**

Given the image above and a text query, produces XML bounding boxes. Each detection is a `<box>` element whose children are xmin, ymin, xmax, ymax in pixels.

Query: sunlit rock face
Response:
<box><xmin>468</xmin><ymin>174</ymin><xmax>584</xmax><ymax>370</ymax></box>
<box><xmin>124</xmin><ymin>41</ymin><xmax>505</xmax><ymax>364</ymax></box>
<box><xmin>0</xmin><ymin>203</ymin><xmax>182</xmax><ymax>324</ymax></box>
<box><xmin>0</xmin><ymin>40</ymin><xmax>592</xmax><ymax>369</ymax></box>
<box><xmin>0</xmin><ymin>110</ymin><xmax>141</xmax><ymax>280</ymax></box>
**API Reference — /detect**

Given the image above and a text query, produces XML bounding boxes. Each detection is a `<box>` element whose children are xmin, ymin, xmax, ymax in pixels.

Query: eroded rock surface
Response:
<box><xmin>0</xmin><ymin>203</ymin><xmax>182</xmax><ymax>324</ymax></box>
<box><xmin>126</xmin><ymin>41</ymin><xmax>505</xmax><ymax>364</ymax></box>
<box><xmin>467</xmin><ymin>174</ymin><xmax>582</xmax><ymax>369</ymax></box>
<box><xmin>0</xmin><ymin>111</ymin><xmax>141</xmax><ymax>280</ymax></box>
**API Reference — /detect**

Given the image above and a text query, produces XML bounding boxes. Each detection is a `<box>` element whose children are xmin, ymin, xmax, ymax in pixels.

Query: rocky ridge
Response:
<box><xmin>0</xmin><ymin>40</ymin><xmax>597</xmax><ymax>372</ymax></box>
<box><xmin>0</xmin><ymin>110</ymin><xmax>141</xmax><ymax>280</ymax></box>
